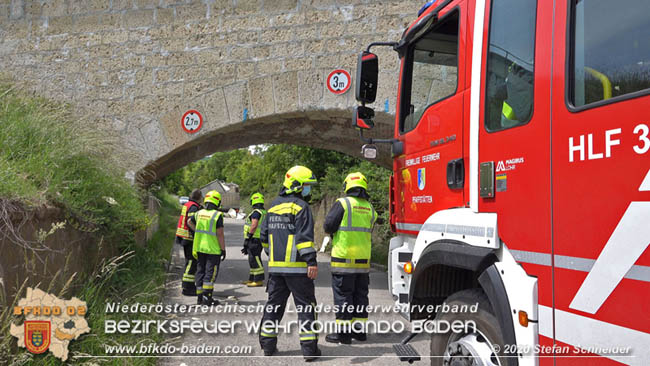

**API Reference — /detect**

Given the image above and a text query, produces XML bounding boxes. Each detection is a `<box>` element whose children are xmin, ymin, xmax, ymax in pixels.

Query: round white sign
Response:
<box><xmin>327</xmin><ymin>69</ymin><xmax>351</xmax><ymax>95</ymax></box>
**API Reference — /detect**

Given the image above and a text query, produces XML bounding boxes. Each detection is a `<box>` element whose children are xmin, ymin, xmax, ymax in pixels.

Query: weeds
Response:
<box><xmin>0</xmin><ymin>190</ymin><xmax>179</xmax><ymax>365</ymax></box>
<box><xmin>0</xmin><ymin>82</ymin><xmax>148</xmax><ymax>250</ymax></box>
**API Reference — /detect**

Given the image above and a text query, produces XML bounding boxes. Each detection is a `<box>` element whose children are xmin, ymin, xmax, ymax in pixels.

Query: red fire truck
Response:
<box><xmin>352</xmin><ymin>0</ymin><xmax>649</xmax><ymax>365</ymax></box>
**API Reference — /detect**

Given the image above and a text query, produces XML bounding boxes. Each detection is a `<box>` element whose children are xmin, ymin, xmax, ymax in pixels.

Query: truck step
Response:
<box><xmin>393</xmin><ymin>343</ymin><xmax>421</xmax><ymax>363</ymax></box>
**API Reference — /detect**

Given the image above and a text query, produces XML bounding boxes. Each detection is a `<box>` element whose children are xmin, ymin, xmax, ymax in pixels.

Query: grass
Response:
<box><xmin>0</xmin><ymin>82</ymin><xmax>149</xmax><ymax>245</ymax></box>
<box><xmin>0</xmin><ymin>189</ymin><xmax>179</xmax><ymax>365</ymax></box>
<box><xmin>0</xmin><ymin>82</ymin><xmax>179</xmax><ymax>364</ymax></box>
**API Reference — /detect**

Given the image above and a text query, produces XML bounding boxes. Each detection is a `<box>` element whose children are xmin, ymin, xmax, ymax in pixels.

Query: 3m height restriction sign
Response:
<box><xmin>327</xmin><ymin>69</ymin><xmax>351</xmax><ymax>95</ymax></box>
<box><xmin>181</xmin><ymin>110</ymin><xmax>203</xmax><ymax>134</ymax></box>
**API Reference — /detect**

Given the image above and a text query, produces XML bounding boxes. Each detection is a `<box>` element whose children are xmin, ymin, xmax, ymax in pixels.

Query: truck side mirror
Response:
<box><xmin>355</xmin><ymin>51</ymin><xmax>378</xmax><ymax>104</ymax></box>
<box><xmin>353</xmin><ymin>106</ymin><xmax>375</xmax><ymax>130</ymax></box>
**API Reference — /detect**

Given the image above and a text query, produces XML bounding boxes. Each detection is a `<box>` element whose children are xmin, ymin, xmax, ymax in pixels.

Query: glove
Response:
<box><xmin>242</xmin><ymin>238</ymin><xmax>250</xmax><ymax>255</ymax></box>
<box><xmin>220</xmin><ymin>250</ymin><xmax>226</xmax><ymax>261</ymax></box>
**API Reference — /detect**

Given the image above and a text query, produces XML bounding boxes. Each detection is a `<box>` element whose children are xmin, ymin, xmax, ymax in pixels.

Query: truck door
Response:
<box><xmin>394</xmin><ymin>2</ymin><xmax>466</xmax><ymax>233</ymax></box>
<box><xmin>551</xmin><ymin>0</ymin><xmax>650</xmax><ymax>363</ymax></box>
<box><xmin>476</xmin><ymin>0</ymin><xmax>554</xmax><ymax>332</ymax></box>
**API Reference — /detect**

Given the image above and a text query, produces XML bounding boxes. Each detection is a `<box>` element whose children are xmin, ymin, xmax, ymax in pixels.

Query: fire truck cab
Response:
<box><xmin>353</xmin><ymin>0</ymin><xmax>650</xmax><ymax>365</ymax></box>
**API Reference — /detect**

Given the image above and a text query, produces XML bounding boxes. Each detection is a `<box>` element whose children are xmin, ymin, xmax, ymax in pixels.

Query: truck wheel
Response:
<box><xmin>430</xmin><ymin>288</ymin><xmax>505</xmax><ymax>366</ymax></box>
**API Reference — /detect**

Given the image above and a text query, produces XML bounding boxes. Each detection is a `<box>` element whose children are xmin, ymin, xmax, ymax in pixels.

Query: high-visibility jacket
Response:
<box><xmin>261</xmin><ymin>195</ymin><xmax>317</xmax><ymax>275</ymax></box>
<box><xmin>176</xmin><ymin>201</ymin><xmax>200</xmax><ymax>239</ymax></box>
<box><xmin>192</xmin><ymin>209</ymin><xmax>223</xmax><ymax>255</ymax></box>
<box><xmin>244</xmin><ymin>208</ymin><xmax>267</xmax><ymax>239</ymax></box>
<box><xmin>331</xmin><ymin>196</ymin><xmax>376</xmax><ymax>274</ymax></box>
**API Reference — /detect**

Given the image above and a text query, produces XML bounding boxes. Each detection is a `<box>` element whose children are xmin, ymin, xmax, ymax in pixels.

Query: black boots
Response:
<box><xmin>304</xmin><ymin>348</ymin><xmax>322</xmax><ymax>362</ymax></box>
<box><xmin>197</xmin><ymin>293</ymin><xmax>219</xmax><ymax>306</ymax></box>
<box><xmin>263</xmin><ymin>347</ymin><xmax>278</xmax><ymax>356</ymax></box>
<box><xmin>325</xmin><ymin>333</ymin><xmax>351</xmax><ymax>345</ymax></box>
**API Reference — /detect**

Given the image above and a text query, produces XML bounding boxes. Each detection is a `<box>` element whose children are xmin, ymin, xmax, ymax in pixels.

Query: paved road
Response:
<box><xmin>160</xmin><ymin>218</ymin><xmax>430</xmax><ymax>365</ymax></box>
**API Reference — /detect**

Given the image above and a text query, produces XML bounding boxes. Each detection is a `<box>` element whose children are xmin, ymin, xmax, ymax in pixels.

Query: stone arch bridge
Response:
<box><xmin>0</xmin><ymin>0</ymin><xmax>425</xmax><ymax>183</ymax></box>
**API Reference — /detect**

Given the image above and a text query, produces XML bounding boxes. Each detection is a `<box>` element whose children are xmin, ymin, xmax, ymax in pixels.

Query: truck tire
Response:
<box><xmin>430</xmin><ymin>288</ymin><xmax>506</xmax><ymax>366</ymax></box>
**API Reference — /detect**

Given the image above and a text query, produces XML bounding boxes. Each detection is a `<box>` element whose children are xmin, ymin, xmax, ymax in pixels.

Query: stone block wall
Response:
<box><xmin>0</xmin><ymin>0</ymin><xmax>425</xmax><ymax>181</ymax></box>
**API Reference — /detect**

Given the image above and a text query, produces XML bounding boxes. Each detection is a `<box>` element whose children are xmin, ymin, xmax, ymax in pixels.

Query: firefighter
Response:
<box><xmin>259</xmin><ymin>166</ymin><xmax>321</xmax><ymax>361</ymax></box>
<box><xmin>188</xmin><ymin>190</ymin><xmax>226</xmax><ymax>306</ymax></box>
<box><xmin>323</xmin><ymin>172</ymin><xmax>376</xmax><ymax>344</ymax></box>
<box><xmin>175</xmin><ymin>189</ymin><xmax>203</xmax><ymax>296</ymax></box>
<box><xmin>242</xmin><ymin>192</ymin><xmax>267</xmax><ymax>287</ymax></box>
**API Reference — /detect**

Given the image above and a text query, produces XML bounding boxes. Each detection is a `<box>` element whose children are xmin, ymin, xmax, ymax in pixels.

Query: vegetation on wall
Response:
<box><xmin>0</xmin><ymin>83</ymin><xmax>149</xmax><ymax>245</ymax></box>
<box><xmin>0</xmin><ymin>82</ymin><xmax>172</xmax><ymax>364</ymax></box>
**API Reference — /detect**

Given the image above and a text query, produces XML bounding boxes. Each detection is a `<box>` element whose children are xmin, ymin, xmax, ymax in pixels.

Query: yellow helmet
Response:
<box><xmin>204</xmin><ymin>190</ymin><xmax>221</xmax><ymax>207</ymax></box>
<box><xmin>283</xmin><ymin>165</ymin><xmax>317</xmax><ymax>193</ymax></box>
<box><xmin>343</xmin><ymin>172</ymin><xmax>368</xmax><ymax>192</ymax></box>
<box><xmin>250</xmin><ymin>192</ymin><xmax>264</xmax><ymax>206</ymax></box>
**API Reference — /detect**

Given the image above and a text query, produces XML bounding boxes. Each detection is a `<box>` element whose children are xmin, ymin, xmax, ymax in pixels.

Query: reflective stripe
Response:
<box><xmin>269</xmin><ymin>234</ymin><xmax>274</xmax><ymax>261</ymax></box>
<box><xmin>268</xmin><ymin>202</ymin><xmax>303</xmax><ymax>215</ymax></box>
<box><xmin>300</xmin><ymin>331</ymin><xmax>317</xmax><ymax>341</ymax></box>
<box><xmin>268</xmin><ymin>260</ymin><xmax>308</xmax><ymax>268</ymax></box>
<box><xmin>194</xmin><ymin>211</ymin><xmax>220</xmax><ymax>235</ymax></box>
<box><xmin>208</xmin><ymin>211</ymin><xmax>218</xmax><ymax>233</ymax></box>
<box><xmin>331</xmin><ymin>256</ymin><xmax>368</xmax><ymax>264</ymax></box>
<box><xmin>296</xmin><ymin>241</ymin><xmax>314</xmax><ymax>250</ymax></box>
<box><xmin>283</xmin><ymin>234</ymin><xmax>298</xmax><ymax>262</ymax></box>
<box><xmin>337</xmin><ymin>197</ymin><xmax>375</xmax><ymax>232</ymax></box>
<box><xmin>510</xmin><ymin>249</ymin><xmax>650</xmax><ymax>282</ymax></box>
<box><xmin>210</xmin><ymin>266</ymin><xmax>218</xmax><ymax>283</ymax></box>
<box><xmin>395</xmin><ymin>222</ymin><xmax>422</xmax><ymax>232</ymax></box>
<box><xmin>244</xmin><ymin>208</ymin><xmax>267</xmax><ymax>239</ymax></box>
<box><xmin>268</xmin><ymin>267</ymin><xmax>308</xmax><ymax>274</ymax></box>
<box><xmin>339</xmin><ymin>226</ymin><xmax>372</xmax><ymax>233</ymax></box>
<box><xmin>261</xmin><ymin>332</ymin><xmax>277</xmax><ymax>338</ymax></box>
<box><xmin>332</xmin><ymin>196</ymin><xmax>373</xmax><ymax>265</ymax></box>
<box><xmin>344</xmin><ymin>197</ymin><xmax>353</xmax><ymax>227</ymax></box>
<box><xmin>255</xmin><ymin>256</ymin><xmax>263</xmax><ymax>268</ymax></box>
<box><xmin>176</xmin><ymin>202</ymin><xmax>199</xmax><ymax>239</ymax></box>
<box><xmin>193</xmin><ymin>210</ymin><xmax>223</xmax><ymax>255</ymax></box>
<box><xmin>331</xmin><ymin>266</ymin><xmax>370</xmax><ymax>274</ymax></box>
<box><xmin>351</xmin><ymin>317</ymin><xmax>368</xmax><ymax>323</ymax></box>
<box><xmin>299</xmin><ymin>247</ymin><xmax>316</xmax><ymax>255</ymax></box>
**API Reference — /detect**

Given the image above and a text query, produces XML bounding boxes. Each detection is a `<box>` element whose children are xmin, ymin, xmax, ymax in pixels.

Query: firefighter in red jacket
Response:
<box><xmin>175</xmin><ymin>189</ymin><xmax>203</xmax><ymax>296</ymax></box>
<box><xmin>259</xmin><ymin>166</ymin><xmax>321</xmax><ymax>361</ymax></box>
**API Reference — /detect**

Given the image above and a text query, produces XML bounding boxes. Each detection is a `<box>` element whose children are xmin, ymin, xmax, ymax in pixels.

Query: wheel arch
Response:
<box><xmin>409</xmin><ymin>240</ymin><xmax>518</xmax><ymax>365</ymax></box>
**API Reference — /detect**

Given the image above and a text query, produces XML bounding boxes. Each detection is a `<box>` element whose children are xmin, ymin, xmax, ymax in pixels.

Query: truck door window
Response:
<box><xmin>569</xmin><ymin>0</ymin><xmax>650</xmax><ymax>109</ymax></box>
<box><xmin>484</xmin><ymin>0</ymin><xmax>536</xmax><ymax>132</ymax></box>
<box><xmin>400</xmin><ymin>10</ymin><xmax>459</xmax><ymax>134</ymax></box>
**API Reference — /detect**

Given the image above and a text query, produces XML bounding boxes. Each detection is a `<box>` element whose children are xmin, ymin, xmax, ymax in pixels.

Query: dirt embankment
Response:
<box><xmin>0</xmin><ymin>195</ymin><xmax>160</xmax><ymax>305</ymax></box>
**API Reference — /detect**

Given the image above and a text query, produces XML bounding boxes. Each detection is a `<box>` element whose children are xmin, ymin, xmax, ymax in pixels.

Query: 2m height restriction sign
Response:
<box><xmin>181</xmin><ymin>110</ymin><xmax>203</xmax><ymax>134</ymax></box>
<box><xmin>327</xmin><ymin>69</ymin><xmax>351</xmax><ymax>95</ymax></box>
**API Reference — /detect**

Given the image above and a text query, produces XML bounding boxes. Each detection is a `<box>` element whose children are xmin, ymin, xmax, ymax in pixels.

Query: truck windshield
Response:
<box><xmin>400</xmin><ymin>10</ymin><xmax>459</xmax><ymax>134</ymax></box>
